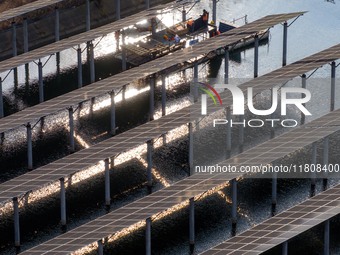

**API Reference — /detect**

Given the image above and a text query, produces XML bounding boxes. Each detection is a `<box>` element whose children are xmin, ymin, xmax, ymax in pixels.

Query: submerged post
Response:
<box><xmin>26</xmin><ymin>123</ymin><xmax>33</xmax><ymax>170</ymax></box>
<box><xmin>86</xmin><ymin>0</ymin><xmax>91</xmax><ymax>31</ymax></box>
<box><xmin>224</xmin><ymin>47</ymin><xmax>229</xmax><ymax>84</ymax></box>
<box><xmin>38</xmin><ymin>61</ymin><xmax>44</xmax><ymax>103</ymax></box>
<box><xmin>239</xmin><ymin>115</ymin><xmax>244</xmax><ymax>153</ymax></box>
<box><xmin>282</xmin><ymin>241</ymin><xmax>288</xmax><ymax>255</ymax></box>
<box><xmin>77</xmin><ymin>47</ymin><xmax>83</xmax><ymax>88</ymax></box>
<box><xmin>146</xmin><ymin>217</ymin><xmax>151</xmax><ymax>255</ymax></box>
<box><xmin>323</xmin><ymin>137</ymin><xmax>329</xmax><ymax>190</ymax></box>
<box><xmin>122</xmin><ymin>30</ymin><xmax>127</xmax><ymax>71</ymax></box>
<box><xmin>97</xmin><ymin>240</ymin><xmax>103</xmax><ymax>255</ymax></box>
<box><xmin>311</xmin><ymin>142</ymin><xmax>317</xmax><ymax>197</ymax></box>
<box><xmin>189</xmin><ymin>197</ymin><xmax>195</xmax><ymax>254</ymax></box>
<box><xmin>212</xmin><ymin>0</ymin><xmax>217</xmax><ymax>24</ymax></box>
<box><xmin>231</xmin><ymin>178</ymin><xmax>237</xmax><ymax>233</ymax></box>
<box><xmin>105</xmin><ymin>158</ymin><xmax>111</xmax><ymax>207</ymax></box>
<box><xmin>23</xmin><ymin>18</ymin><xmax>29</xmax><ymax>52</ymax></box>
<box><xmin>115</xmin><ymin>0</ymin><xmax>121</xmax><ymax>20</ymax></box>
<box><xmin>254</xmin><ymin>34</ymin><xmax>259</xmax><ymax>78</ymax></box>
<box><xmin>161</xmin><ymin>76</ymin><xmax>166</xmax><ymax>116</ymax></box>
<box><xmin>89</xmin><ymin>42</ymin><xmax>95</xmax><ymax>83</ymax></box>
<box><xmin>282</xmin><ymin>21</ymin><xmax>288</xmax><ymax>66</ymax></box>
<box><xmin>272</xmin><ymin>172</ymin><xmax>277</xmax><ymax>215</ymax></box>
<box><xmin>151</xmin><ymin>18</ymin><xmax>156</xmax><ymax>38</ymax></box>
<box><xmin>182</xmin><ymin>6</ymin><xmax>186</xmax><ymax>22</ymax></box>
<box><xmin>301</xmin><ymin>74</ymin><xmax>306</xmax><ymax>125</ymax></box>
<box><xmin>330</xmin><ymin>61</ymin><xmax>336</xmax><ymax>112</ymax></box>
<box><xmin>324</xmin><ymin>220</ymin><xmax>330</xmax><ymax>255</ymax></box>
<box><xmin>68</xmin><ymin>107</ymin><xmax>75</xmax><ymax>153</ymax></box>
<box><xmin>110</xmin><ymin>91</ymin><xmax>116</xmax><ymax>136</ymax></box>
<box><xmin>55</xmin><ymin>7</ymin><xmax>60</xmax><ymax>41</ymax></box>
<box><xmin>226</xmin><ymin>107</ymin><xmax>231</xmax><ymax>158</ymax></box>
<box><xmin>149</xmin><ymin>75</ymin><xmax>155</xmax><ymax>121</ymax></box>
<box><xmin>189</xmin><ymin>122</ymin><xmax>194</xmax><ymax>175</ymax></box>
<box><xmin>13</xmin><ymin>197</ymin><xmax>20</xmax><ymax>247</ymax></box>
<box><xmin>193</xmin><ymin>62</ymin><xmax>199</xmax><ymax>102</ymax></box>
<box><xmin>60</xmin><ymin>177</ymin><xmax>67</xmax><ymax>228</ymax></box>
<box><xmin>0</xmin><ymin>77</ymin><xmax>3</xmax><ymax>118</ymax></box>
<box><xmin>12</xmin><ymin>22</ymin><xmax>17</xmax><ymax>57</ymax></box>
<box><xmin>147</xmin><ymin>140</ymin><xmax>153</xmax><ymax>193</ymax></box>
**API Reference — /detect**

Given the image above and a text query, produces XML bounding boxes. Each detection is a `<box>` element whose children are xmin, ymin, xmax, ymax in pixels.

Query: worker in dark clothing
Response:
<box><xmin>202</xmin><ymin>9</ymin><xmax>209</xmax><ymax>27</ymax></box>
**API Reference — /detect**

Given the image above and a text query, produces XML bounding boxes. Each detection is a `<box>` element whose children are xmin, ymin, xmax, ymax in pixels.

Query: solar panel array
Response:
<box><xmin>201</xmin><ymin>185</ymin><xmax>340</xmax><ymax>255</ymax></box>
<box><xmin>1</xmin><ymin>40</ymin><xmax>339</xmax><ymax>208</ymax></box>
<box><xmin>0</xmin><ymin>12</ymin><xmax>306</xmax><ymax>135</ymax></box>
<box><xmin>0</xmin><ymin>0</ymin><xmax>66</xmax><ymax>23</ymax></box>
<box><xmin>20</xmin><ymin>106</ymin><xmax>340</xmax><ymax>255</ymax></box>
<box><xmin>0</xmin><ymin>0</ymin><xmax>181</xmax><ymax>73</ymax></box>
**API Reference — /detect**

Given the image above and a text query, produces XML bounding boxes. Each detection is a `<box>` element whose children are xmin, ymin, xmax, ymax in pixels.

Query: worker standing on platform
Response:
<box><xmin>174</xmin><ymin>34</ymin><xmax>181</xmax><ymax>44</ymax></box>
<box><xmin>202</xmin><ymin>9</ymin><xmax>209</xmax><ymax>27</ymax></box>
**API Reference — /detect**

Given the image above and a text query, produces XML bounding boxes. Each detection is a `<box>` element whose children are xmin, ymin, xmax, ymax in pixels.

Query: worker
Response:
<box><xmin>202</xmin><ymin>9</ymin><xmax>209</xmax><ymax>27</ymax></box>
<box><xmin>174</xmin><ymin>34</ymin><xmax>181</xmax><ymax>44</ymax></box>
<box><xmin>187</xmin><ymin>19</ymin><xmax>194</xmax><ymax>32</ymax></box>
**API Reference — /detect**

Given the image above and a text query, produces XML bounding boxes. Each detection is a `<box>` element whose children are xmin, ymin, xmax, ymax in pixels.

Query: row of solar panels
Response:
<box><xmin>21</xmin><ymin>91</ymin><xmax>340</xmax><ymax>254</ymax></box>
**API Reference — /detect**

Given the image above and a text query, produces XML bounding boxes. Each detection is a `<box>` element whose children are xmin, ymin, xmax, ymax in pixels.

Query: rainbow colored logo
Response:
<box><xmin>197</xmin><ymin>82</ymin><xmax>223</xmax><ymax>115</ymax></box>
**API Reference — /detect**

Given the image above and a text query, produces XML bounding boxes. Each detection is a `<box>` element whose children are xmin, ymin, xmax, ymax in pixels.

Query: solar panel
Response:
<box><xmin>0</xmin><ymin>13</ymin><xmax>307</xmax><ymax>135</ymax></box>
<box><xmin>19</xmin><ymin>108</ymin><xmax>340</xmax><ymax>254</ymax></box>
<box><xmin>201</xmin><ymin>185</ymin><xmax>340</xmax><ymax>255</ymax></box>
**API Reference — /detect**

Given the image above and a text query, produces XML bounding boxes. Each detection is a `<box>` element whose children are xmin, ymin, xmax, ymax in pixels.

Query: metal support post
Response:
<box><xmin>282</xmin><ymin>21</ymin><xmax>288</xmax><ymax>66</ymax></box>
<box><xmin>189</xmin><ymin>197</ymin><xmax>195</xmax><ymax>254</ymax></box>
<box><xmin>324</xmin><ymin>220</ymin><xmax>330</xmax><ymax>255</ymax></box>
<box><xmin>224</xmin><ymin>48</ymin><xmax>229</xmax><ymax>84</ymax></box>
<box><xmin>231</xmin><ymin>179</ymin><xmax>237</xmax><ymax>231</ymax></box>
<box><xmin>0</xmin><ymin>77</ymin><xmax>3</xmax><ymax>118</ymax></box>
<box><xmin>68</xmin><ymin>107</ymin><xmax>75</xmax><ymax>152</ymax></box>
<box><xmin>13</xmin><ymin>197</ymin><xmax>20</xmax><ymax>247</ymax></box>
<box><xmin>115</xmin><ymin>0</ymin><xmax>121</xmax><ymax>20</ymax></box>
<box><xmin>282</xmin><ymin>241</ymin><xmax>288</xmax><ymax>255</ymax></box>
<box><xmin>330</xmin><ymin>61</ymin><xmax>336</xmax><ymax>111</ymax></box>
<box><xmin>239</xmin><ymin>115</ymin><xmax>244</xmax><ymax>153</ymax></box>
<box><xmin>105</xmin><ymin>158</ymin><xmax>111</xmax><ymax>207</ymax></box>
<box><xmin>272</xmin><ymin>172</ymin><xmax>277</xmax><ymax>215</ymax></box>
<box><xmin>38</xmin><ymin>61</ymin><xmax>44</xmax><ymax>103</ymax></box>
<box><xmin>23</xmin><ymin>18</ymin><xmax>29</xmax><ymax>52</ymax></box>
<box><xmin>97</xmin><ymin>240</ymin><xmax>103</xmax><ymax>255</ymax></box>
<box><xmin>86</xmin><ymin>0</ymin><xmax>91</xmax><ymax>31</ymax></box>
<box><xmin>254</xmin><ymin>35</ymin><xmax>259</xmax><ymax>78</ymax></box>
<box><xmin>77</xmin><ymin>47</ymin><xmax>83</xmax><ymax>88</ymax></box>
<box><xmin>147</xmin><ymin>140</ymin><xmax>153</xmax><ymax>193</ymax></box>
<box><xmin>27</xmin><ymin>123</ymin><xmax>33</xmax><ymax>170</ymax></box>
<box><xmin>151</xmin><ymin>18</ymin><xmax>156</xmax><ymax>38</ymax></box>
<box><xmin>323</xmin><ymin>137</ymin><xmax>329</xmax><ymax>190</ymax></box>
<box><xmin>12</xmin><ymin>22</ymin><xmax>17</xmax><ymax>57</ymax></box>
<box><xmin>182</xmin><ymin>6</ymin><xmax>186</xmax><ymax>22</ymax></box>
<box><xmin>212</xmin><ymin>0</ymin><xmax>217</xmax><ymax>24</ymax></box>
<box><xmin>193</xmin><ymin>62</ymin><xmax>199</xmax><ymax>102</ymax></box>
<box><xmin>60</xmin><ymin>177</ymin><xmax>66</xmax><ymax>227</ymax></box>
<box><xmin>55</xmin><ymin>7</ymin><xmax>60</xmax><ymax>41</ymax></box>
<box><xmin>311</xmin><ymin>142</ymin><xmax>317</xmax><ymax>197</ymax></box>
<box><xmin>161</xmin><ymin>76</ymin><xmax>166</xmax><ymax>116</ymax></box>
<box><xmin>226</xmin><ymin>107</ymin><xmax>231</xmax><ymax>158</ymax></box>
<box><xmin>301</xmin><ymin>74</ymin><xmax>306</xmax><ymax>125</ymax></box>
<box><xmin>189</xmin><ymin>122</ymin><xmax>194</xmax><ymax>175</ymax></box>
<box><xmin>110</xmin><ymin>91</ymin><xmax>116</xmax><ymax>136</ymax></box>
<box><xmin>89</xmin><ymin>42</ymin><xmax>95</xmax><ymax>83</ymax></box>
<box><xmin>122</xmin><ymin>31</ymin><xmax>127</xmax><ymax>71</ymax></box>
<box><xmin>146</xmin><ymin>218</ymin><xmax>151</xmax><ymax>255</ymax></box>
<box><xmin>149</xmin><ymin>75</ymin><xmax>155</xmax><ymax>121</ymax></box>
